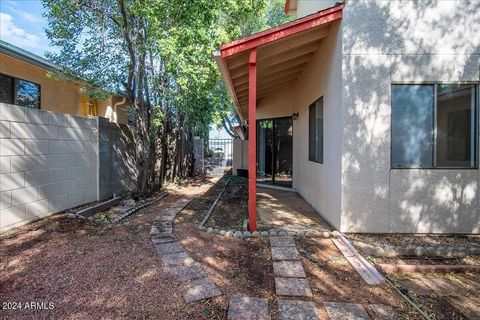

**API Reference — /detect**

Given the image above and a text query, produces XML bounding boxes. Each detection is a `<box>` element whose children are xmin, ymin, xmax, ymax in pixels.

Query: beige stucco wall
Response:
<box><xmin>291</xmin><ymin>21</ymin><xmax>343</xmax><ymax>228</ymax></box>
<box><xmin>254</xmin><ymin>21</ymin><xmax>343</xmax><ymax>228</ymax></box>
<box><xmin>253</xmin><ymin>0</ymin><xmax>480</xmax><ymax>234</ymax></box>
<box><xmin>232</xmin><ymin>139</ymin><xmax>248</xmax><ymax>173</ymax></box>
<box><xmin>0</xmin><ymin>53</ymin><xmax>128</xmax><ymax>124</ymax></box>
<box><xmin>1</xmin><ymin>53</ymin><xmax>84</xmax><ymax>115</ymax></box>
<box><xmin>296</xmin><ymin>0</ymin><xmax>339</xmax><ymax>18</ymax></box>
<box><xmin>340</xmin><ymin>0</ymin><xmax>480</xmax><ymax>233</ymax></box>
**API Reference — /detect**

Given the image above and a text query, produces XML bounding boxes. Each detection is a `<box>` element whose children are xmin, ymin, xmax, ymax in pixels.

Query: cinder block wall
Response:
<box><xmin>0</xmin><ymin>103</ymin><xmax>99</xmax><ymax>231</ymax></box>
<box><xmin>98</xmin><ymin>118</ymin><xmax>137</xmax><ymax>200</ymax></box>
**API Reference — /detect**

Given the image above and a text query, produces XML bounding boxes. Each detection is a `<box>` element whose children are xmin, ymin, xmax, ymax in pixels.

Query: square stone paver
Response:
<box><xmin>270</xmin><ymin>236</ymin><xmax>296</xmax><ymax>247</ymax></box>
<box><xmin>278</xmin><ymin>299</ymin><xmax>320</xmax><ymax>320</ymax></box>
<box><xmin>272</xmin><ymin>247</ymin><xmax>300</xmax><ymax>261</ymax></box>
<box><xmin>181</xmin><ymin>278</ymin><xmax>222</xmax><ymax>302</ymax></box>
<box><xmin>168</xmin><ymin>264</ymin><xmax>206</xmax><ymax>282</ymax></box>
<box><xmin>154</xmin><ymin>221</ymin><xmax>172</xmax><ymax>228</ymax></box>
<box><xmin>273</xmin><ymin>261</ymin><xmax>306</xmax><ymax>278</ymax></box>
<box><xmin>324</xmin><ymin>302</ymin><xmax>370</xmax><ymax>320</ymax></box>
<box><xmin>151</xmin><ymin>236</ymin><xmax>176</xmax><ymax>244</ymax></box>
<box><xmin>227</xmin><ymin>295</ymin><xmax>269</xmax><ymax>320</ymax></box>
<box><xmin>275</xmin><ymin>278</ymin><xmax>312</xmax><ymax>297</ymax></box>
<box><xmin>161</xmin><ymin>252</ymin><xmax>195</xmax><ymax>266</ymax></box>
<box><xmin>368</xmin><ymin>304</ymin><xmax>394</xmax><ymax>320</ymax></box>
<box><xmin>150</xmin><ymin>226</ymin><xmax>160</xmax><ymax>235</ymax></box>
<box><xmin>154</xmin><ymin>242</ymin><xmax>184</xmax><ymax>255</ymax></box>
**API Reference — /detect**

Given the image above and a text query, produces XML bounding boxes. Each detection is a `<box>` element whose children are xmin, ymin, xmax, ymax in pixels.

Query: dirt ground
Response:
<box><xmin>4</xmin><ymin>173</ymin><xmax>477</xmax><ymax>319</ymax></box>
<box><xmin>204</xmin><ymin>176</ymin><xmax>248</xmax><ymax>230</ymax></box>
<box><xmin>295</xmin><ymin>237</ymin><xmax>422</xmax><ymax>319</ymax></box>
<box><xmin>174</xmin><ymin>222</ymin><xmax>276</xmax><ymax>319</ymax></box>
<box><xmin>0</xmin><ymin>177</ymin><xmax>223</xmax><ymax>319</ymax></box>
<box><xmin>390</xmin><ymin>272</ymin><xmax>480</xmax><ymax>319</ymax></box>
<box><xmin>348</xmin><ymin>233</ymin><xmax>480</xmax><ymax>249</ymax></box>
<box><xmin>346</xmin><ymin>233</ymin><xmax>480</xmax><ymax>319</ymax></box>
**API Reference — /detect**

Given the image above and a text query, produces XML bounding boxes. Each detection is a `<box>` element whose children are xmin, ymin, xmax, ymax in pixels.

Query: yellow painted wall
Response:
<box><xmin>0</xmin><ymin>53</ymin><xmax>128</xmax><ymax>124</ymax></box>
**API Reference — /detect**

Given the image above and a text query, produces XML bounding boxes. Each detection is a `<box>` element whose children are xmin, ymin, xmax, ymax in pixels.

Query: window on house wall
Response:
<box><xmin>391</xmin><ymin>83</ymin><xmax>478</xmax><ymax>168</ymax></box>
<box><xmin>0</xmin><ymin>73</ymin><xmax>41</xmax><ymax>109</ymax></box>
<box><xmin>309</xmin><ymin>97</ymin><xmax>323</xmax><ymax>163</ymax></box>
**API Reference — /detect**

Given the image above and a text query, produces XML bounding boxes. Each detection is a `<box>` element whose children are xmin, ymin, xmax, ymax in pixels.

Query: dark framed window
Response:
<box><xmin>391</xmin><ymin>83</ymin><xmax>478</xmax><ymax>168</ymax></box>
<box><xmin>0</xmin><ymin>73</ymin><xmax>41</xmax><ymax>109</ymax></box>
<box><xmin>309</xmin><ymin>97</ymin><xmax>323</xmax><ymax>163</ymax></box>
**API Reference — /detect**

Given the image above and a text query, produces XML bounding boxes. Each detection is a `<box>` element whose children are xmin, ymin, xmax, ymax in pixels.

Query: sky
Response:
<box><xmin>0</xmin><ymin>0</ymin><xmax>53</xmax><ymax>57</ymax></box>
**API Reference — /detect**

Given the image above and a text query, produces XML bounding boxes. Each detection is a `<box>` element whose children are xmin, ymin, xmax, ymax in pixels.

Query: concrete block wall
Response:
<box><xmin>98</xmin><ymin>117</ymin><xmax>137</xmax><ymax>200</ymax></box>
<box><xmin>0</xmin><ymin>103</ymin><xmax>99</xmax><ymax>232</ymax></box>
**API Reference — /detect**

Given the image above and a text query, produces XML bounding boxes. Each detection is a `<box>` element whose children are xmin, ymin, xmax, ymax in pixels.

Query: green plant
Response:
<box><xmin>95</xmin><ymin>213</ymin><xmax>111</xmax><ymax>223</ymax></box>
<box><xmin>174</xmin><ymin>176</ymin><xmax>182</xmax><ymax>186</ymax></box>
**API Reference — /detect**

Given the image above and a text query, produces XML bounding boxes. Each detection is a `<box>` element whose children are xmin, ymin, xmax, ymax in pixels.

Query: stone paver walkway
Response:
<box><xmin>271</xmin><ymin>235</ymin><xmax>319</xmax><ymax>319</ymax></box>
<box><xmin>324</xmin><ymin>302</ymin><xmax>370</xmax><ymax>320</ymax></box>
<box><xmin>278</xmin><ymin>299</ymin><xmax>321</xmax><ymax>320</ymax></box>
<box><xmin>150</xmin><ymin>196</ymin><xmax>222</xmax><ymax>303</ymax></box>
<box><xmin>227</xmin><ymin>296</ymin><xmax>270</xmax><ymax>320</ymax></box>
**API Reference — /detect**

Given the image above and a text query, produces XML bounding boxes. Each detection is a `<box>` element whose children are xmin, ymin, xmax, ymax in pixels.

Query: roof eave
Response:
<box><xmin>213</xmin><ymin>50</ymin><xmax>245</xmax><ymax>122</ymax></box>
<box><xmin>219</xmin><ymin>3</ymin><xmax>344</xmax><ymax>58</ymax></box>
<box><xmin>0</xmin><ymin>40</ymin><xmax>59</xmax><ymax>72</ymax></box>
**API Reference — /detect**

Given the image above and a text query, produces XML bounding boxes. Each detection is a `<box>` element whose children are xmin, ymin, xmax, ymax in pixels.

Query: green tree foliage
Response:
<box><xmin>42</xmin><ymin>0</ymin><xmax>292</xmax><ymax>192</ymax></box>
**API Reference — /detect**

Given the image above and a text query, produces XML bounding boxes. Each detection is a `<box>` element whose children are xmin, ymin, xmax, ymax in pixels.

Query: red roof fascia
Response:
<box><xmin>220</xmin><ymin>3</ymin><xmax>344</xmax><ymax>58</ymax></box>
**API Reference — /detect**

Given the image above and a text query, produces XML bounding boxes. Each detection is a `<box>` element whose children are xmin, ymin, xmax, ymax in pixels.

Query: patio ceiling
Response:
<box><xmin>214</xmin><ymin>4</ymin><xmax>344</xmax><ymax>121</ymax></box>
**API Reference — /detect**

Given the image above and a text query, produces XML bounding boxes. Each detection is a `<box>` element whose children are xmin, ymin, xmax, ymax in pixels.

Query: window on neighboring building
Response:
<box><xmin>391</xmin><ymin>84</ymin><xmax>478</xmax><ymax>168</ymax></box>
<box><xmin>0</xmin><ymin>73</ymin><xmax>41</xmax><ymax>109</ymax></box>
<box><xmin>0</xmin><ymin>74</ymin><xmax>14</xmax><ymax>104</ymax></box>
<box><xmin>309</xmin><ymin>97</ymin><xmax>323</xmax><ymax>163</ymax></box>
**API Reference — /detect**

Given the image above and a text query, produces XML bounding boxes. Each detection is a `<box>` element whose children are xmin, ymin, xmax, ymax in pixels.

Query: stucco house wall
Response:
<box><xmin>340</xmin><ymin>0</ymin><xmax>480</xmax><ymax>233</ymax></box>
<box><xmin>254</xmin><ymin>21</ymin><xmax>343</xmax><ymax>228</ymax></box>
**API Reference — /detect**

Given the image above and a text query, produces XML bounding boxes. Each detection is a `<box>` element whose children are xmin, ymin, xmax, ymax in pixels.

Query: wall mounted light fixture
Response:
<box><xmin>292</xmin><ymin>112</ymin><xmax>299</xmax><ymax>120</ymax></box>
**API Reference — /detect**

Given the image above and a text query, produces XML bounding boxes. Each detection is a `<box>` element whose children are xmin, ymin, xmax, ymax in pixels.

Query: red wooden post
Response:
<box><xmin>248</xmin><ymin>48</ymin><xmax>257</xmax><ymax>232</ymax></box>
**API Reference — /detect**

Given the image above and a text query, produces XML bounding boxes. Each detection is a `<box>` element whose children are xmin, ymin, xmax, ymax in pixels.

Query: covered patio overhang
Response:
<box><xmin>214</xmin><ymin>4</ymin><xmax>344</xmax><ymax>231</ymax></box>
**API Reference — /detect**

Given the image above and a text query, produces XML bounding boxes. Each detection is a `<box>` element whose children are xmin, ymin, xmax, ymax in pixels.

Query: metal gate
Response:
<box><xmin>206</xmin><ymin>139</ymin><xmax>233</xmax><ymax>176</ymax></box>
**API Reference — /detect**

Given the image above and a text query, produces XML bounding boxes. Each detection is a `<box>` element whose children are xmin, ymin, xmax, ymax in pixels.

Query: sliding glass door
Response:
<box><xmin>257</xmin><ymin>117</ymin><xmax>293</xmax><ymax>188</ymax></box>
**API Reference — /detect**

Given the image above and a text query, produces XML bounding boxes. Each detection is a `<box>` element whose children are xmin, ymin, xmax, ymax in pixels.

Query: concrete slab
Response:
<box><xmin>161</xmin><ymin>252</ymin><xmax>195</xmax><ymax>266</ymax></box>
<box><xmin>368</xmin><ymin>304</ymin><xmax>394</xmax><ymax>320</ymax></box>
<box><xmin>277</xmin><ymin>299</ymin><xmax>320</xmax><ymax>320</ymax></box>
<box><xmin>181</xmin><ymin>278</ymin><xmax>222</xmax><ymax>303</ymax></box>
<box><xmin>273</xmin><ymin>261</ymin><xmax>306</xmax><ymax>278</ymax></box>
<box><xmin>271</xmin><ymin>247</ymin><xmax>300</xmax><ymax>261</ymax></box>
<box><xmin>227</xmin><ymin>296</ymin><xmax>270</xmax><ymax>320</ymax></box>
<box><xmin>257</xmin><ymin>188</ymin><xmax>331</xmax><ymax>232</ymax></box>
<box><xmin>275</xmin><ymin>278</ymin><xmax>312</xmax><ymax>297</ymax></box>
<box><xmin>168</xmin><ymin>264</ymin><xmax>206</xmax><ymax>282</ymax></box>
<box><xmin>154</xmin><ymin>242</ymin><xmax>185</xmax><ymax>255</ymax></box>
<box><xmin>270</xmin><ymin>236</ymin><xmax>296</xmax><ymax>247</ymax></box>
<box><xmin>324</xmin><ymin>302</ymin><xmax>370</xmax><ymax>320</ymax></box>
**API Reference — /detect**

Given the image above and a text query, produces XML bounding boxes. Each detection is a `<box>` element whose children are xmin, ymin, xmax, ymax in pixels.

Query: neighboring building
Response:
<box><xmin>217</xmin><ymin>0</ymin><xmax>480</xmax><ymax>233</ymax></box>
<box><xmin>0</xmin><ymin>41</ymin><xmax>136</xmax><ymax>232</ymax></box>
<box><xmin>0</xmin><ymin>40</ymin><xmax>128</xmax><ymax>124</ymax></box>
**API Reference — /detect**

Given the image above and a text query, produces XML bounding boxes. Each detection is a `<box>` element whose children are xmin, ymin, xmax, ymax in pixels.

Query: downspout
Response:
<box><xmin>113</xmin><ymin>97</ymin><xmax>126</xmax><ymax>123</ymax></box>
